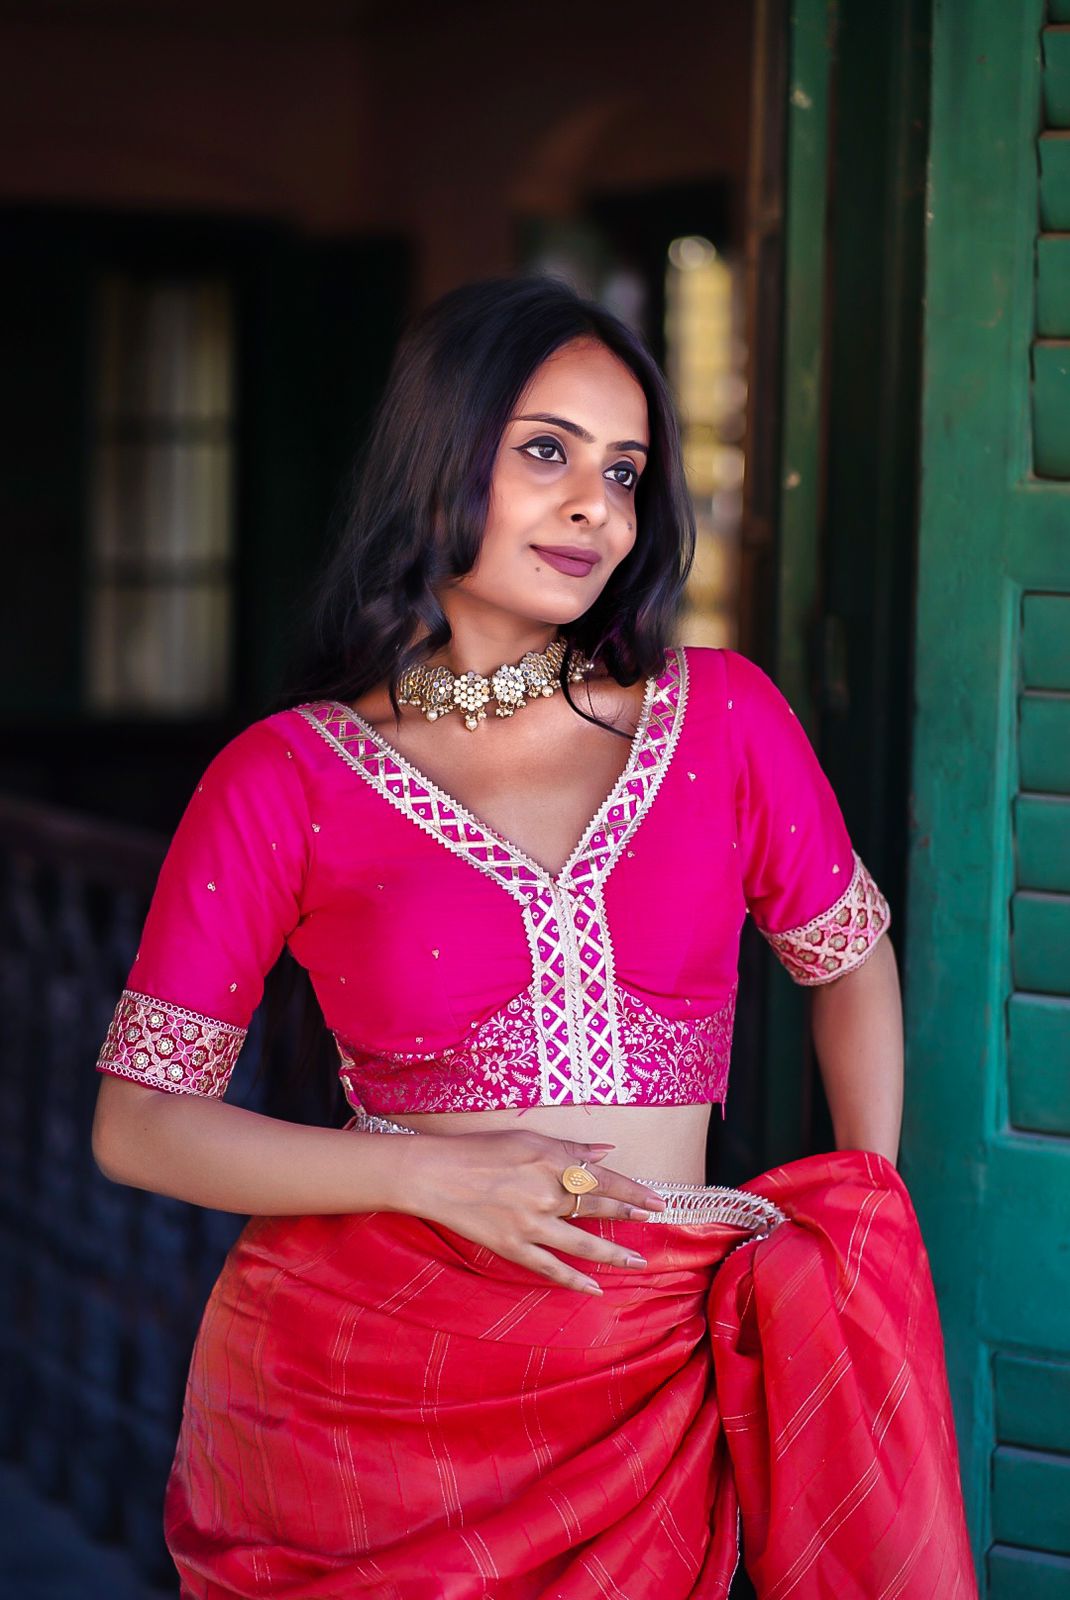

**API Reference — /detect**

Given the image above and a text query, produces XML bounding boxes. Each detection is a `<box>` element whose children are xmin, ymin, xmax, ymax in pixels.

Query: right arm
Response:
<box><xmin>92</xmin><ymin>1073</ymin><xmax>418</xmax><ymax>1216</ymax></box>
<box><xmin>92</xmin><ymin>1076</ymin><xmax>665</xmax><ymax>1294</ymax></box>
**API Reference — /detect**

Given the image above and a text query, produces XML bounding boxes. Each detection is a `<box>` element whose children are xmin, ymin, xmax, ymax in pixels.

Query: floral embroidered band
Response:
<box><xmin>332</xmin><ymin>981</ymin><xmax>737</xmax><ymax>1116</ymax></box>
<box><xmin>762</xmin><ymin>852</ymin><xmax>890</xmax><ymax>985</ymax></box>
<box><xmin>95</xmin><ymin>989</ymin><xmax>245</xmax><ymax>1096</ymax></box>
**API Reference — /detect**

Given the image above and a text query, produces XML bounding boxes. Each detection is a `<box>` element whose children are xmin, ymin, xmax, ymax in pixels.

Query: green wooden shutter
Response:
<box><xmin>905</xmin><ymin>1</ymin><xmax>1070</xmax><ymax>1590</ymax></box>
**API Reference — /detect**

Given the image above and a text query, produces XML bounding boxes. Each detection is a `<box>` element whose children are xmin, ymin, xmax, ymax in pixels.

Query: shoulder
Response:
<box><xmin>674</xmin><ymin>647</ymin><xmax>810</xmax><ymax>780</ymax></box>
<box><xmin>675</xmin><ymin>644</ymin><xmax>788</xmax><ymax>713</ymax></box>
<box><xmin>202</xmin><ymin>711</ymin><xmax>302</xmax><ymax>769</ymax></box>
<box><xmin>191</xmin><ymin>711</ymin><xmax>318</xmax><ymax>813</ymax></box>
<box><xmin>711</xmin><ymin>647</ymin><xmax>802</xmax><ymax>730</ymax></box>
<box><xmin>674</xmin><ymin>642</ymin><xmax>725</xmax><ymax>695</ymax></box>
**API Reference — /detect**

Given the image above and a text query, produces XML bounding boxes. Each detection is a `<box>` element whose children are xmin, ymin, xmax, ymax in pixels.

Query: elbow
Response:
<box><xmin>91</xmin><ymin>1100</ymin><xmax>129</xmax><ymax>1185</ymax></box>
<box><xmin>91</xmin><ymin>1074</ymin><xmax>155</xmax><ymax>1186</ymax></box>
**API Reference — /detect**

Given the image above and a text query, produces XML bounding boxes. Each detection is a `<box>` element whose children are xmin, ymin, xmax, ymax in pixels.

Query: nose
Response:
<box><xmin>560</xmin><ymin>461</ymin><xmax>609</xmax><ymax>525</ymax></box>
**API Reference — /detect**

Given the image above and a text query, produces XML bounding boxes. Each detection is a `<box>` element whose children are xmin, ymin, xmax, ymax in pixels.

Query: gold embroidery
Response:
<box><xmin>95</xmin><ymin>989</ymin><xmax>244</xmax><ymax>1095</ymax></box>
<box><xmin>763</xmin><ymin>852</ymin><xmax>890</xmax><ymax>985</ymax></box>
<box><xmin>333</xmin><ymin>980</ymin><xmax>735</xmax><ymax>1115</ymax></box>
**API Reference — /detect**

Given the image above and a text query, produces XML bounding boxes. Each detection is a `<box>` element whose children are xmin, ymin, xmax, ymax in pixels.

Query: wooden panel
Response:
<box><xmin>1009</xmin><ymin>993</ymin><xmax>1070</xmax><ymax>1133</ymax></box>
<box><xmin>906</xmin><ymin>0</ymin><xmax>1070</xmax><ymax>1572</ymax></box>
<box><xmin>989</xmin><ymin>1545</ymin><xmax>1070</xmax><ymax>1600</ymax></box>
<box><xmin>997</xmin><ymin>1353</ymin><xmax>1070</xmax><ymax>1455</ymax></box>
<box><xmin>1045</xmin><ymin>27</ymin><xmax>1070</xmax><ymax>127</ymax></box>
<box><xmin>1020</xmin><ymin>695</ymin><xmax>1070</xmax><ymax>793</ymax></box>
<box><xmin>991</xmin><ymin>1446</ymin><xmax>1070</xmax><ymax>1555</ymax></box>
<box><xmin>985</xmin><ymin>1139</ymin><xmax>1070</xmax><ymax>1354</ymax></box>
<box><xmin>1012</xmin><ymin>892</ymin><xmax>1070</xmax><ymax>994</ymax></box>
<box><xmin>1011</xmin><ymin>487</ymin><xmax>1070</xmax><ymax>583</ymax></box>
<box><xmin>1016</xmin><ymin>796</ymin><xmax>1070</xmax><ymax>892</ymax></box>
<box><xmin>1022</xmin><ymin>593</ymin><xmax>1070</xmax><ymax>689</ymax></box>
<box><xmin>1041</xmin><ymin>133</ymin><xmax>1070</xmax><ymax>231</ymax></box>
<box><xmin>1034</xmin><ymin>341</ymin><xmax>1070</xmax><ymax>477</ymax></box>
<box><xmin>1038</xmin><ymin>237</ymin><xmax>1070</xmax><ymax>338</ymax></box>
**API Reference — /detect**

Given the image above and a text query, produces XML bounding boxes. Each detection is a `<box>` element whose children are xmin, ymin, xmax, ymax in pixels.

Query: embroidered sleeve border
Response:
<box><xmin>95</xmin><ymin>988</ymin><xmax>246</xmax><ymax>1096</ymax></box>
<box><xmin>762</xmin><ymin>852</ymin><xmax>891</xmax><ymax>985</ymax></box>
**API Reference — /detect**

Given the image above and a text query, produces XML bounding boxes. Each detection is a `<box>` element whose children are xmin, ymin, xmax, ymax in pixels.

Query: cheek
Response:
<box><xmin>611</xmin><ymin>517</ymin><xmax>638</xmax><ymax>565</ymax></box>
<box><xmin>459</xmin><ymin>495</ymin><xmax>529</xmax><ymax>594</ymax></box>
<box><xmin>483</xmin><ymin>466</ymin><xmax>537</xmax><ymax>541</ymax></box>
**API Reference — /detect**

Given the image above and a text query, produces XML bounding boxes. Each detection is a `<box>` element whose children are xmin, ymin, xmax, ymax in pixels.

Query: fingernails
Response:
<box><xmin>581</xmin><ymin>1280</ymin><xmax>603</xmax><ymax>1295</ymax></box>
<box><xmin>643</xmin><ymin>1193</ymin><xmax>668</xmax><ymax>1210</ymax></box>
<box><xmin>625</xmin><ymin>1254</ymin><xmax>648</xmax><ymax>1268</ymax></box>
<box><xmin>628</xmin><ymin>1206</ymin><xmax>654</xmax><ymax>1221</ymax></box>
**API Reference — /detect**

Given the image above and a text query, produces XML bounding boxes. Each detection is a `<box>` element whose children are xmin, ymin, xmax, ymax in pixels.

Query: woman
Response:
<box><xmin>91</xmin><ymin>275</ymin><xmax>975</xmax><ymax>1598</ymax></box>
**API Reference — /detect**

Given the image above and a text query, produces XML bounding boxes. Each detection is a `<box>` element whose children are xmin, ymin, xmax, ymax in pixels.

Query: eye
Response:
<box><xmin>518</xmin><ymin>437</ymin><xmax>640</xmax><ymax>493</ymax></box>
<box><xmin>518</xmin><ymin>436</ymin><xmax>566</xmax><ymax>465</ymax></box>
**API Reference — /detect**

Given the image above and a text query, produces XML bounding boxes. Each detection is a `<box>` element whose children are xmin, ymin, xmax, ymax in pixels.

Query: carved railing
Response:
<box><xmin>0</xmin><ymin>792</ymin><xmax>334</xmax><ymax>1592</ymax></box>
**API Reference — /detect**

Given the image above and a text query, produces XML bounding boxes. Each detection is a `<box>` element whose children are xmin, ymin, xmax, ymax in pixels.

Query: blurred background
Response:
<box><xmin>1</xmin><ymin>1</ymin><xmax>1068</xmax><ymax>1595</ymax></box>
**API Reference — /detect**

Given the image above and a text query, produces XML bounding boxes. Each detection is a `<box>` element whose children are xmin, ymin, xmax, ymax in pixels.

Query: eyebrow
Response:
<box><xmin>512</xmin><ymin>412</ymin><xmax>649</xmax><ymax>457</ymax></box>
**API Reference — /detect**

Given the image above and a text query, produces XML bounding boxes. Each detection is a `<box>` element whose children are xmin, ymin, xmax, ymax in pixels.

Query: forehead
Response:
<box><xmin>517</xmin><ymin>340</ymin><xmax>649</xmax><ymax>437</ymax></box>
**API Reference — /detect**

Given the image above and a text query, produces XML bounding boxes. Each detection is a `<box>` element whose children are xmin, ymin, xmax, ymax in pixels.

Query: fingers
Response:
<box><xmin>559</xmin><ymin>1194</ymin><xmax>663</xmax><ymax>1223</ymax></box>
<box><xmin>514</xmin><ymin>1235</ymin><xmax>648</xmax><ymax>1296</ymax></box>
<box><xmin>541</xmin><ymin>1219</ymin><xmax>649</xmax><ymax>1271</ymax></box>
<box><xmin>566</xmin><ymin>1140</ymin><xmax>616</xmax><ymax>1163</ymax></box>
<box><xmin>567</xmin><ymin>1171</ymin><xmax>668</xmax><ymax>1216</ymax></box>
<box><xmin>439</xmin><ymin>1131</ymin><xmax>671</xmax><ymax>1295</ymax></box>
<box><xmin>557</xmin><ymin>1140</ymin><xmax>667</xmax><ymax>1214</ymax></box>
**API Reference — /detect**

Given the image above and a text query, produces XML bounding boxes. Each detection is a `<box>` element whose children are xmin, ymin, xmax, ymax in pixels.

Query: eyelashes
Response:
<box><xmin>517</xmin><ymin>437</ymin><xmax>639</xmax><ymax>493</ymax></box>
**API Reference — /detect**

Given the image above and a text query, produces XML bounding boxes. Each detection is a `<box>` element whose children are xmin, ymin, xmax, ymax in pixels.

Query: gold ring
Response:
<box><xmin>560</xmin><ymin>1162</ymin><xmax>599</xmax><ymax>1196</ymax></box>
<box><xmin>569</xmin><ymin>1193</ymin><xmax>583</xmax><ymax>1218</ymax></box>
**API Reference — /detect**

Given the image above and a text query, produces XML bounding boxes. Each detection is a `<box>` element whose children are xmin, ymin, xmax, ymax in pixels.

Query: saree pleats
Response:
<box><xmin>710</xmin><ymin>1152</ymin><xmax>977</xmax><ymax>1598</ymax></box>
<box><xmin>164</xmin><ymin>1151</ymin><xmax>976</xmax><ymax>1599</ymax></box>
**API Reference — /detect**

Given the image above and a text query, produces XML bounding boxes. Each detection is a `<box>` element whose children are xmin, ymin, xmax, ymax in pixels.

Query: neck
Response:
<box><xmin>424</xmin><ymin>594</ymin><xmax>561</xmax><ymax>677</ymax></box>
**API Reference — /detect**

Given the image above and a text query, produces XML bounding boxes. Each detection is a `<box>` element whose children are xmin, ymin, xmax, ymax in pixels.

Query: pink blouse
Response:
<box><xmin>94</xmin><ymin>646</ymin><xmax>890</xmax><ymax>1116</ymax></box>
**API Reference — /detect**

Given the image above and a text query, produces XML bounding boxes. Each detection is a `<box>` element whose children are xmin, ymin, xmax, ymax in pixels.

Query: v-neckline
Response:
<box><xmin>305</xmin><ymin>646</ymin><xmax>686</xmax><ymax>891</ymax></box>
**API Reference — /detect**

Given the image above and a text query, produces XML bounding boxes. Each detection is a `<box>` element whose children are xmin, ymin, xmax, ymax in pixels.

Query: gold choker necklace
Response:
<box><xmin>397</xmin><ymin>637</ymin><xmax>593</xmax><ymax>730</ymax></box>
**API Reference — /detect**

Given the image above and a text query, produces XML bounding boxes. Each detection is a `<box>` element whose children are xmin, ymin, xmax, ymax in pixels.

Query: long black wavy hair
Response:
<box><xmin>272</xmin><ymin>271</ymin><xmax>696</xmax><ymax>725</ymax></box>
<box><xmin>261</xmin><ymin>272</ymin><xmax>697</xmax><ymax>1117</ymax></box>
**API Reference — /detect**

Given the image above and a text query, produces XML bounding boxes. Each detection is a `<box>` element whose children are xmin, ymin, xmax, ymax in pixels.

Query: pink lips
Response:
<box><xmin>531</xmin><ymin>545</ymin><xmax>601</xmax><ymax>578</ymax></box>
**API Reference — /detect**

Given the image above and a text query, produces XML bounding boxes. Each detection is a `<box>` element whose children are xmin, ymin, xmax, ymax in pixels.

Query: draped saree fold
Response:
<box><xmin>164</xmin><ymin>1149</ymin><xmax>977</xmax><ymax>1599</ymax></box>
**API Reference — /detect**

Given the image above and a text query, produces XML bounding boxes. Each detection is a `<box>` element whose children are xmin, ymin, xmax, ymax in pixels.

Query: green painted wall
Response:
<box><xmin>905</xmin><ymin>1</ymin><xmax>1070</xmax><ymax>1589</ymax></box>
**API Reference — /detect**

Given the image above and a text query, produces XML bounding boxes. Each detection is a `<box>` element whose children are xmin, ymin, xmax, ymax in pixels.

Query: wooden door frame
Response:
<box><xmin>740</xmin><ymin>0</ymin><xmax>931</xmax><ymax>1172</ymax></box>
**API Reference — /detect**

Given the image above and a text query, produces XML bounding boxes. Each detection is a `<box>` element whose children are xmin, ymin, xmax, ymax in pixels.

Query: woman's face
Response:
<box><xmin>454</xmin><ymin>336</ymin><xmax>650</xmax><ymax>629</ymax></box>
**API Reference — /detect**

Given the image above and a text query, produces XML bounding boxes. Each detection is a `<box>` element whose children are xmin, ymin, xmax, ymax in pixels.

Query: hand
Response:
<box><xmin>399</xmin><ymin>1129</ymin><xmax>670</xmax><ymax>1294</ymax></box>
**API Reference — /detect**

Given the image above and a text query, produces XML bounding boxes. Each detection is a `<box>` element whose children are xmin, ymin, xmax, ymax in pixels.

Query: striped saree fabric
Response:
<box><xmin>164</xmin><ymin>1148</ymin><xmax>976</xmax><ymax>1598</ymax></box>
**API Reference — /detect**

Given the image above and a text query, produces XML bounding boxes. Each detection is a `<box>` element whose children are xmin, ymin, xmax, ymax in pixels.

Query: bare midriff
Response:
<box><xmin>385</xmin><ymin>1103</ymin><xmax>714</xmax><ymax>1186</ymax></box>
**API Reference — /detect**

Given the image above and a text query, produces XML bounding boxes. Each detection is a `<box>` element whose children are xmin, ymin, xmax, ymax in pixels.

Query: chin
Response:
<box><xmin>521</xmin><ymin>597</ymin><xmax>596</xmax><ymax>629</ymax></box>
<box><xmin>461</xmin><ymin>573</ymin><xmax>604</xmax><ymax>630</ymax></box>
<box><xmin>522</xmin><ymin>579</ymin><xmax>609</xmax><ymax>628</ymax></box>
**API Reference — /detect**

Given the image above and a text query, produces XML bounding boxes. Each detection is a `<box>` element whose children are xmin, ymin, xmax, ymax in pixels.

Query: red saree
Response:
<box><xmin>164</xmin><ymin>1149</ymin><xmax>977</xmax><ymax>1598</ymax></box>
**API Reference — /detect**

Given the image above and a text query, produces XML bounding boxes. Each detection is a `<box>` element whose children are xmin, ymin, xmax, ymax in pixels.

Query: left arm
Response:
<box><xmin>809</xmin><ymin>933</ymin><xmax>903</xmax><ymax>1165</ymax></box>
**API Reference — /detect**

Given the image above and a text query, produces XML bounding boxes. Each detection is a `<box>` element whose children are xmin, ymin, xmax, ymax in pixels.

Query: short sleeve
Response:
<box><xmin>724</xmin><ymin>649</ymin><xmax>890</xmax><ymax>985</ymax></box>
<box><xmin>94</xmin><ymin>719</ymin><xmax>313</xmax><ymax>1096</ymax></box>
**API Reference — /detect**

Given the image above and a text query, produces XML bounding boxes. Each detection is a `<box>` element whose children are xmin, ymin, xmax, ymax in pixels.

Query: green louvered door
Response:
<box><xmin>904</xmin><ymin>2</ymin><xmax>1070</xmax><ymax>1591</ymax></box>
